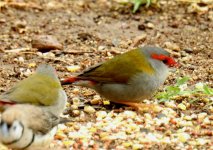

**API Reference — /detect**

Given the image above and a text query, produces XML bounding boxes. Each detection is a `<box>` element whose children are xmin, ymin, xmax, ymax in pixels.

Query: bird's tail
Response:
<box><xmin>0</xmin><ymin>101</ymin><xmax>15</xmax><ymax>112</ymax></box>
<box><xmin>0</xmin><ymin>101</ymin><xmax>15</xmax><ymax>105</ymax></box>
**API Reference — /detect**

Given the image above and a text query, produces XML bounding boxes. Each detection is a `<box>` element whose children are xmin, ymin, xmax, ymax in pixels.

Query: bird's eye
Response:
<box><xmin>163</xmin><ymin>59</ymin><xmax>168</xmax><ymax>64</ymax></box>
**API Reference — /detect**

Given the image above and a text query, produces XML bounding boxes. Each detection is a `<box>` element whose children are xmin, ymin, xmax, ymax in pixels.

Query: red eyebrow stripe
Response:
<box><xmin>151</xmin><ymin>54</ymin><xmax>179</xmax><ymax>67</ymax></box>
<box><xmin>151</xmin><ymin>54</ymin><xmax>167</xmax><ymax>60</ymax></box>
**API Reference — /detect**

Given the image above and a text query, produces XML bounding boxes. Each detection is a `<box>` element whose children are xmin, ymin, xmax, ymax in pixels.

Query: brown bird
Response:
<box><xmin>0</xmin><ymin>104</ymin><xmax>65</xmax><ymax>150</ymax></box>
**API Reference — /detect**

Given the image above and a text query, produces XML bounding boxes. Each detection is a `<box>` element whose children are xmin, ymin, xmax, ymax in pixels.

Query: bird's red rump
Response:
<box><xmin>61</xmin><ymin>77</ymin><xmax>78</xmax><ymax>85</ymax></box>
<box><xmin>61</xmin><ymin>77</ymin><xmax>97</xmax><ymax>86</ymax></box>
<box><xmin>151</xmin><ymin>54</ymin><xmax>179</xmax><ymax>67</ymax></box>
<box><xmin>0</xmin><ymin>101</ymin><xmax>15</xmax><ymax>106</ymax></box>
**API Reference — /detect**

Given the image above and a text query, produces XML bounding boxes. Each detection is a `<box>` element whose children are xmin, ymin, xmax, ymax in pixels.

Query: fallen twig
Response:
<box><xmin>8</xmin><ymin>2</ymin><xmax>42</xmax><ymax>10</ymax></box>
<box><xmin>4</xmin><ymin>47</ymin><xmax>31</xmax><ymax>53</ymax></box>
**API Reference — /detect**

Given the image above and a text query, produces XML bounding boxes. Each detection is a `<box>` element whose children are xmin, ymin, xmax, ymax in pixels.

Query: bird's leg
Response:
<box><xmin>116</xmin><ymin>101</ymin><xmax>162</xmax><ymax>113</ymax></box>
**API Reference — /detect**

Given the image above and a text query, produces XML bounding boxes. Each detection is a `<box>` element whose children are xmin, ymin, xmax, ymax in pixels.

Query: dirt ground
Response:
<box><xmin>0</xmin><ymin>0</ymin><xmax>212</xmax><ymax>150</ymax></box>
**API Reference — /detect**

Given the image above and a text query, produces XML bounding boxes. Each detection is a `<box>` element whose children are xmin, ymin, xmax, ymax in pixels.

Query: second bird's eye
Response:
<box><xmin>13</xmin><ymin>125</ymin><xmax>17</xmax><ymax>130</ymax></box>
<box><xmin>0</xmin><ymin>121</ymin><xmax>3</xmax><ymax>126</ymax></box>
<box><xmin>6</xmin><ymin>123</ymin><xmax>12</xmax><ymax>129</ymax></box>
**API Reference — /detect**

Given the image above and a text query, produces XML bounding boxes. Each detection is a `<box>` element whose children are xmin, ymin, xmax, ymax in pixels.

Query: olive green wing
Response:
<box><xmin>0</xmin><ymin>74</ymin><xmax>61</xmax><ymax>106</ymax></box>
<box><xmin>78</xmin><ymin>49</ymin><xmax>155</xmax><ymax>83</ymax></box>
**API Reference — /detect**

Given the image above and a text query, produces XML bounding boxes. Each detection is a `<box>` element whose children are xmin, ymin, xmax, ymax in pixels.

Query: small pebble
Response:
<box><xmin>165</xmin><ymin>101</ymin><xmax>176</xmax><ymax>108</ymax></box>
<box><xmin>42</xmin><ymin>52</ymin><xmax>55</xmax><ymax>58</ymax></box>
<box><xmin>72</xmin><ymin>97</ymin><xmax>80</xmax><ymax>105</ymax></box>
<box><xmin>196</xmin><ymin>138</ymin><xmax>208</xmax><ymax>145</ymax></box>
<box><xmin>90</xmin><ymin>95</ymin><xmax>101</xmax><ymax>105</ymax></box>
<box><xmin>23</xmin><ymin>69</ymin><xmax>32</xmax><ymax>77</ymax></box>
<box><xmin>96</xmin><ymin>111</ymin><xmax>107</xmax><ymax>120</ymax></box>
<box><xmin>63</xmin><ymin>140</ymin><xmax>73</xmax><ymax>148</ymax></box>
<box><xmin>99</xmin><ymin>132</ymin><xmax>109</xmax><ymax>140</ymax></box>
<box><xmin>178</xmin><ymin>120</ymin><xmax>193</xmax><ymax>127</ymax></box>
<box><xmin>28</xmin><ymin>63</ymin><xmax>36</xmax><ymax>68</ymax></box>
<box><xmin>198</xmin><ymin>112</ymin><xmax>207</xmax><ymax>122</ymax></box>
<box><xmin>123</xmin><ymin>111</ymin><xmax>137</xmax><ymax>119</ymax></box>
<box><xmin>18</xmin><ymin>57</ymin><xmax>25</xmax><ymax>62</ymax></box>
<box><xmin>183</xmin><ymin>48</ymin><xmax>193</xmax><ymax>53</ymax></box>
<box><xmin>84</xmin><ymin>106</ymin><xmax>96</xmax><ymax>114</ymax></box>
<box><xmin>146</xmin><ymin>22</ymin><xmax>155</xmax><ymax>29</ymax></box>
<box><xmin>138</xmin><ymin>24</ymin><xmax>146</xmax><ymax>30</ymax></box>
<box><xmin>98</xmin><ymin>45</ymin><xmax>106</xmax><ymax>51</ymax></box>
<box><xmin>66</xmin><ymin>65</ymin><xmax>80</xmax><ymax>72</ymax></box>
<box><xmin>144</xmin><ymin>113</ymin><xmax>152</xmax><ymax>120</ymax></box>
<box><xmin>90</xmin><ymin>98</ymin><xmax>100</xmax><ymax>105</ymax></box>
<box><xmin>184</xmin><ymin>115</ymin><xmax>192</xmax><ymax>121</ymax></box>
<box><xmin>132</xmin><ymin>143</ymin><xmax>143</xmax><ymax>150</ymax></box>
<box><xmin>72</xmin><ymin>110</ymin><xmax>80</xmax><ymax>116</ymax></box>
<box><xmin>203</xmin><ymin>117</ymin><xmax>210</xmax><ymax>125</ymax></box>
<box><xmin>72</xmin><ymin>88</ymin><xmax>80</xmax><ymax>94</ymax></box>
<box><xmin>177</xmin><ymin>103</ymin><xmax>186</xmax><ymax>110</ymax></box>
<box><xmin>103</xmin><ymin>100</ymin><xmax>110</xmax><ymax>105</ymax></box>
<box><xmin>122</xmin><ymin>142</ymin><xmax>132</xmax><ymax>148</ymax></box>
<box><xmin>32</xmin><ymin>35</ymin><xmax>63</xmax><ymax>52</ymax></box>
<box><xmin>55</xmin><ymin>131</ymin><xmax>67</xmax><ymax>140</ymax></box>
<box><xmin>132</xmin><ymin>34</ymin><xmax>147</xmax><ymax>47</ymax></box>
<box><xmin>177</xmin><ymin>132</ymin><xmax>191</xmax><ymax>143</ymax></box>
<box><xmin>164</xmin><ymin>42</ymin><xmax>180</xmax><ymax>51</ymax></box>
<box><xmin>187</xmin><ymin>3</ymin><xmax>208</xmax><ymax>13</ymax></box>
<box><xmin>157</xmin><ymin>113</ymin><xmax>167</xmax><ymax>119</ymax></box>
<box><xmin>70</xmin><ymin>104</ymin><xmax>78</xmax><ymax>110</ymax></box>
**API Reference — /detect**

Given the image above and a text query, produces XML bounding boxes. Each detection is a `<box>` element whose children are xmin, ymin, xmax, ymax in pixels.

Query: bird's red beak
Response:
<box><xmin>166</xmin><ymin>57</ymin><xmax>179</xmax><ymax>68</ymax></box>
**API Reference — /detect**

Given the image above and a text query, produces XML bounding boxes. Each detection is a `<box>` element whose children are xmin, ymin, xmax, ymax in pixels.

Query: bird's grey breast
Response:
<box><xmin>94</xmin><ymin>60</ymin><xmax>169</xmax><ymax>102</ymax></box>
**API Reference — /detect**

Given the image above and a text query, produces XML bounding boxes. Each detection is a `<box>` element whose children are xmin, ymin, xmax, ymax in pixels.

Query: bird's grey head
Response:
<box><xmin>0</xmin><ymin>119</ymin><xmax>23</xmax><ymax>145</ymax></box>
<box><xmin>142</xmin><ymin>46</ymin><xmax>170</xmax><ymax>57</ymax></box>
<box><xmin>141</xmin><ymin>46</ymin><xmax>178</xmax><ymax>67</ymax></box>
<box><xmin>36</xmin><ymin>64</ymin><xmax>60</xmax><ymax>81</ymax></box>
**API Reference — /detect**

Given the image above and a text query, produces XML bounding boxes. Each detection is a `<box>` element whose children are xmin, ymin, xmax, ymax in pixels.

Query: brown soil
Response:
<box><xmin>0</xmin><ymin>0</ymin><xmax>212</xmax><ymax>149</ymax></box>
